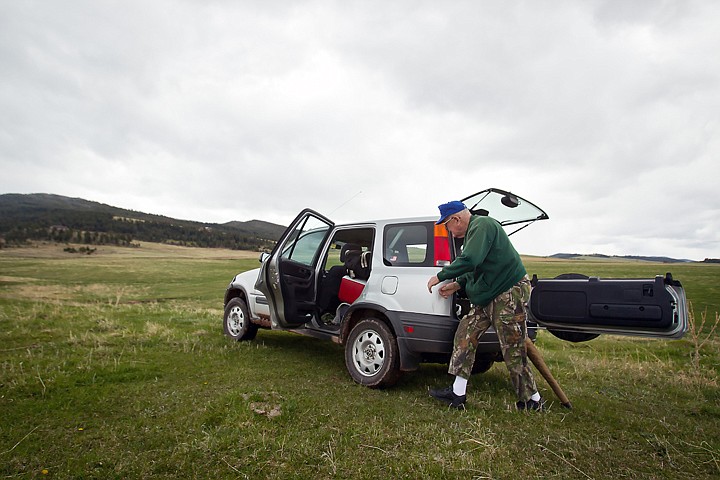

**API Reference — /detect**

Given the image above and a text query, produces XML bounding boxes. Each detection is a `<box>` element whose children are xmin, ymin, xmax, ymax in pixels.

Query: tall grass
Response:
<box><xmin>0</xmin><ymin>244</ymin><xmax>718</xmax><ymax>478</ymax></box>
<box><xmin>687</xmin><ymin>303</ymin><xmax>720</xmax><ymax>371</ymax></box>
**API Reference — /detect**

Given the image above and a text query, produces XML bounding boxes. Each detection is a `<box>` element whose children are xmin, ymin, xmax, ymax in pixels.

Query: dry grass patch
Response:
<box><xmin>144</xmin><ymin>321</ymin><xmax>175</xmax><ymax>339</ymax></box>
<box><xmin>0</xmin><ymin>241</ymin><xmax>261</xmax><ymax>260</ymax></box>
<box><xmin>0</xmin><ymin>275</ymin><xmax>40</xmax><ymax>284</ymax></box>
<box><xmin>0</xmin><ymin>283</ymin><xmax>149</xmax><ymax>305</ymax></box>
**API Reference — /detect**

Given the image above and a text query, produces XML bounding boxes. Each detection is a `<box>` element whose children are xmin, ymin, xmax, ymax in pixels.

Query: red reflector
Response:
<box><xmin>404</xmin><ymin>326</ymin><xmax>414</xmax><ymax>334</ymax></box>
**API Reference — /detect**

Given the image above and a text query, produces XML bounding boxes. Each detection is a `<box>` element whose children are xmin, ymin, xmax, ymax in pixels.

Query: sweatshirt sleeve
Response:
<box><xmin>436</xmin><ymin>217</ymin><xmax>493</xmax><ymax>282</ymax></box>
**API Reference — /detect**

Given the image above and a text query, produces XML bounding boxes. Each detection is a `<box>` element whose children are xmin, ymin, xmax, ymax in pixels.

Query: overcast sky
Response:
<box><xmin>1</xmin><ymin>1</ymin><xmax>719</xmax><ymax>260</ymax></box>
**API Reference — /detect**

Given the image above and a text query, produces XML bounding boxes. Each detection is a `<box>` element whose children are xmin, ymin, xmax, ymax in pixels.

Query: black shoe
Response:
<box><xmin>516</xmin><ymin>397</ymin><xmax>545</xmax><ymax>411</ymax></box>
<box><xmin>429</xmin><ymin>386</ymin><xmax>466</xmax><ymax>409</ymax></box>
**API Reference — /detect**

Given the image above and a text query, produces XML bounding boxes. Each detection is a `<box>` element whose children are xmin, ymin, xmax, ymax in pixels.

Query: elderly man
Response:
<box><xmin>427</xmin><ymin>200</ymin><xmax>543</xmax><ymax>410</ymax></box>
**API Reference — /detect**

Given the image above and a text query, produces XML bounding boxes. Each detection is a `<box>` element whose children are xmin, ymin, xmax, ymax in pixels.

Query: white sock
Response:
<box><xmin>530</xmin><ymin>392</ymin><xmax>541</xmax><ymax>402</ymax></box>
<box><xmin>453</xmin><ymin>376</ymin><xmax>468</xmax><ymax>396</ymax></box>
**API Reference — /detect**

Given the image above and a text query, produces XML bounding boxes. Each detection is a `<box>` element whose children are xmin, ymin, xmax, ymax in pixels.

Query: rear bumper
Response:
<box><xmin>387</xmin><ymin>310</ymin><xmax>537</xmax><ymax>371</ymax></box>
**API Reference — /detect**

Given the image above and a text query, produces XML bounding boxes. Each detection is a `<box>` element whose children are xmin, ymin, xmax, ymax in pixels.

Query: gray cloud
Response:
<box><xmin>1</xmin><ymin>0</ymin><xmax>718</xmax><ymax>260</ymax></box>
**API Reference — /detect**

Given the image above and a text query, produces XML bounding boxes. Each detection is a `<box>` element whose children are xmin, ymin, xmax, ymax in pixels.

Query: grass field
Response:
<box><xmin>1</xmin><ymin>243</ymin><xmax>718</xmax><ymax>479</ymax></box>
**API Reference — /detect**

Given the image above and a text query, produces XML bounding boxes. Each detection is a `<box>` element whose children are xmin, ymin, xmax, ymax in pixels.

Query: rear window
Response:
<box><xmin>322</xmin><ymin>228</ymin><xmax>375</xmax><ymax>270</ymax></box>
<box><xmin>383</xmin><ymin>222</ymin><xmax>434</xmax><ymax>267</ymax></box>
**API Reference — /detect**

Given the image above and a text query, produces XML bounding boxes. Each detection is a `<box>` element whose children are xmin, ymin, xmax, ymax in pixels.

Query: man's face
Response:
<box><xmin>443</xmin><ymin>215</ymin><xmax>467</xmax><ymax>238</ymax></box>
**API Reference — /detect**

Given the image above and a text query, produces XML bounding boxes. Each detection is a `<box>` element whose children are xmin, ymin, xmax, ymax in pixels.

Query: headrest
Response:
<box><xmin>340</xmin><ymin>243</ymin><xmax>361</xmax><ymax>262</ymax></box>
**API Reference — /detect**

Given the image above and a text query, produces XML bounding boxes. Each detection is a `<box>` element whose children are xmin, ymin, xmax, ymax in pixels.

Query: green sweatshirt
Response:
<box><xmin>436</xmin><ymin>215</ymin><xmax>526</xmax><ymax>307</ymax></box>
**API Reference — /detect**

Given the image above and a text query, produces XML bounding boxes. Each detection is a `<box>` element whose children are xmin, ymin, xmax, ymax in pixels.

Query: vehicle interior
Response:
<box><xmin>315</xmin><ymin>228</ymin><xmax>374</xmax><ymax>327</ymax></box>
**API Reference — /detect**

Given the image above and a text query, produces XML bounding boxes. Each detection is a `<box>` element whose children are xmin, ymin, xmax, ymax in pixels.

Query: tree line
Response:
<box><xmin>0</xmin><ymin>210</ymin><xmax>275</xmax><ymax>251</ymax></box>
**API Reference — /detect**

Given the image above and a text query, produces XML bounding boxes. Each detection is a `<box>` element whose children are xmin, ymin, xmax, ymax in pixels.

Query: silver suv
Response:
<box><xmin>223</xmin><ymin>188</ymin><xmax>687</xmax><ymax>388</ymax></box>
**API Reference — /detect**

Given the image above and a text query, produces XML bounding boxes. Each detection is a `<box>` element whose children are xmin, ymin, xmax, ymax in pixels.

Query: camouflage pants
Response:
<box><xmin>448</xmin><ymin>276</ymin><xmax>538</xmax><ymax>402</ymax></box>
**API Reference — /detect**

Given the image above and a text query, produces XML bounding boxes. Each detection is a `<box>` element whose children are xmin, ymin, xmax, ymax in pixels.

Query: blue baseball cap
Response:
<box><xmin>436</xmin><ymin>200</ymin><xmax>466</xmax><ymax>224</ymax></box>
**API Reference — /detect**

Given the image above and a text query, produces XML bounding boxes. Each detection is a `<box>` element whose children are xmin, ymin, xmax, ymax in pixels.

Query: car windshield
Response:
<box><xmin>461</xmin><ymin>188</ymin><xmax>548</xmax><ymax>230</ymax></box>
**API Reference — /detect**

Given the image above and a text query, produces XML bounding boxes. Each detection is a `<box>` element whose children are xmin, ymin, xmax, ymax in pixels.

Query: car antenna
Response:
<box><xmin>328</xmin><ymin>190</ymin><xmax>362</xmax><ymax>216</ymax></box>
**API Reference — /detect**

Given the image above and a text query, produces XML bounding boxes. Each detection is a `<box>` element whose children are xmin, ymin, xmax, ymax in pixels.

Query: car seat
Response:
<box><xmin>341</xmin><ymin>243</ymin><xmax>371</xmax><ymax>281</ymax></box>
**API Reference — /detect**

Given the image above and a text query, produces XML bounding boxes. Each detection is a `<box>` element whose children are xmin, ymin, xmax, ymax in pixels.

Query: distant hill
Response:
<box><xmin>223</xmin><ymin>219</ymin><xmax>288</xmax><ymax>243</ymax></box>
<box><xmin>549</xmin><ymin>253</ymin><xmax>694</xmax><ymax>263</ymax></box>
<box><xmin>0</xmin><ymin>193</ymin><xmax>286</xmax><ymax>250</ymax></box>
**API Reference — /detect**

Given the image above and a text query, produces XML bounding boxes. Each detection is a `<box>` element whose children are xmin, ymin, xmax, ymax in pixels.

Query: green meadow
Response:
<box><xmin>1</xmin><ymin>243</ymin><xmax>718</xmax><ymax>479</ymax></box>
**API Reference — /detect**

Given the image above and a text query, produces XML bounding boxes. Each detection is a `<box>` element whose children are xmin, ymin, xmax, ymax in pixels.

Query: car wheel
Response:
<box><xmin>223</xmin><ymin>297</ymin><xmax>258</xmax><ymax>341</ymax></box>
<box><xmin>345</xmin><ymin>318</ymin><xmax>401</xmax><ymax>388</ymax></box>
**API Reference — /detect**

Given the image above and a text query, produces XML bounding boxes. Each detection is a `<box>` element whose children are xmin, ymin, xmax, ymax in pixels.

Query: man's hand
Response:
<box><xmin>427</xmin><ymin>275</ymin><xmax>440</xmax><ymax>293</ymax></box>
<box><xmin>428</xmin><ymin>277</ymin><xmax>461</xmax><ymax>298</ymax></box>
<box><xmin>438</xmin><ymin>281</ymin><xmax>461</xmax><ymax>299</ymax></box>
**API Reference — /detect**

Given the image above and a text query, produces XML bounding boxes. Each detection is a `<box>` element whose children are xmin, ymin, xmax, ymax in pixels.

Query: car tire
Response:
<box><xmin>345</xmin><ymin>318</ymin><xmax>401</xmax><ymax>388</ymax></box>
<box><xmin>223</xmin><ymin>297</ymin><xmax>258</xmax><ymax>341</ymax></box>
<box><xmin>547</xmin><ymin>329</ymin><xmax>600</xmax><ymax>343</ymax></box>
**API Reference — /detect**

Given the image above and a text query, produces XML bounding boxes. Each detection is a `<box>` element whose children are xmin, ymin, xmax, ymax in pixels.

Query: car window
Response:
<box><xmin>461</xmin><ymin>188</ymin><xmax>548</xmax><ymax>227</ymax></box>
<box><xmin>325</xmin><ymin>245</ymin><xmax>344</xmax><ymax>269</ymax></box>
<box><xmin>383</xmin><ymin>223</ymin><xmax>432</xmax><ymax>266</ymax></box>
<box><xmin>322</xmin><ymin>228</ymin><xmax>375</xmax><ymax>271</ymax></box>
<box><xmin>281</xmin><ymin>216</ymin><xmax>330</xmax><ymax>266</ymax></box>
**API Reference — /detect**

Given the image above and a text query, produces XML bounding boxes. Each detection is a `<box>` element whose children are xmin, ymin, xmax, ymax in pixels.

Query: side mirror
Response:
<box><xmin>259</xmin><ymin>252</ymin><xmax>270</xmax><ymax>263</ymax></box>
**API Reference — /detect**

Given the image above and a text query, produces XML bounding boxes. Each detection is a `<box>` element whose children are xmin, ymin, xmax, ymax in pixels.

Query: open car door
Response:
<box><xmin>255</xmin><ymin>209</ymin><xmax>333</xmax><ymax>328</ymax></box>
<box><xmin>529</xmin><ymin>273</ymin><xmax>688</xmax><ymax>339</ymax></box>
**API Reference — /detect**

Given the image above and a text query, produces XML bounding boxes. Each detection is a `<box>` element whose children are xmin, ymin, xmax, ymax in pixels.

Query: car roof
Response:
<box><xmin>332</xmin><ymin>215</ymin><xmax>438</xmax><ymax>228</ymax></box>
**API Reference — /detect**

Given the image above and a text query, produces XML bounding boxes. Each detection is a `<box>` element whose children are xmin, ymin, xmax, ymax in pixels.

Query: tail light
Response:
<box><xmin>433</xmin><ymin>224</ymin><xmax>451</xmax><ymax>266</ymax></box>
